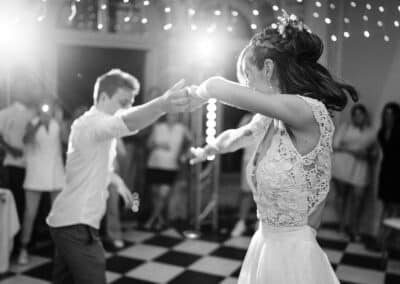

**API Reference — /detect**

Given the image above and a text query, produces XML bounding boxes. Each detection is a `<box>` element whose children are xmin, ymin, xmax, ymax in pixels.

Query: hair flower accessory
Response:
<box><xmin>275</xmin><ymin>10</ymin><xmax>312</xmax><ymax>38</ymax></box>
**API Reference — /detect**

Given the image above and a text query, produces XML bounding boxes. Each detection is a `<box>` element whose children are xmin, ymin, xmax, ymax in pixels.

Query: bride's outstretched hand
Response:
<box><xmin>185</xmin><ymin>86</ymin><xmax>208</xmax><ymax>112</ymax></box>
<box><xmin>189</xmin><ymin>144</ymin><xmax>218</xmax><ymax>165</ymax></box>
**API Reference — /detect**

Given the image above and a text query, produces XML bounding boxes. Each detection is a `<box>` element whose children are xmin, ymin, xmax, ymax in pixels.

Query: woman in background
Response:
<box><xmin>18</xmin><ymin>103</ymin><xmax>65</xmax><ymax>265</ymax></box>
<box><xmin>145</xmin><ymin>114</ymin><xmax>191</xmax><ymax>230</ymax></box>
<box><xmin>332</xmin><ymin>104</ymin><xmax>376</xmax><ymax>241</ymax></box>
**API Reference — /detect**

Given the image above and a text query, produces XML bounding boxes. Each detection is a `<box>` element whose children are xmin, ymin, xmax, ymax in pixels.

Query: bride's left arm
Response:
<box><xmin>197</xmin><ymin>76</ymin><xmax>314</xmax><ymax>131</ymax></box>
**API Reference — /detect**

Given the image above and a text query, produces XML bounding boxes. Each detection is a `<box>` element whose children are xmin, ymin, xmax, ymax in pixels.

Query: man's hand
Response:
<box><xmin>116</xmin><ymin>182</ymin><xmax>134</xmax><ymax>208</ymax></box>
<box><xmin>160</xmin><ymin>79</ymin><xmax>191</xmax><ymax>113</ymax></box>
<box><xmin>186</xmin><ymin>85</ymin><xmax>208</xmax><ymax>112</ymax></box>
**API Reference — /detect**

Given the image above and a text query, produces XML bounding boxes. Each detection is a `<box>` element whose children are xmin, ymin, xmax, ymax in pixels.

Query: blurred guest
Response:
<box><xmin>0</xmin><ymin>100</ymin><xmax>36</xmax><ymax>251</ymax></box>
<box><xmin>18</xmin><ymin>104</ymin><xmax>65</xmax><ymax>264</ymax></box>
<box><xmin>231</xmin><ymin>113</ymin><xmax>257</xmax><ymax>237</ymax></box>
<box><xmin>377</xmin><ymin>103</ymin><xmax>400</xmax><ymax>217</ymax></box>
<box><xmin>145</xmin><ymin>114</ymin><xmax>191</xmax><ymax>230</ymax></box>
<box><xmin>332</xmin><ymin>104</ymin><xmax>375</xmax><ymax>240</ymax></box>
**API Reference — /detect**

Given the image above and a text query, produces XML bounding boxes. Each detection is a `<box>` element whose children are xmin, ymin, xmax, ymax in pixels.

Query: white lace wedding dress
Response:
<box><xmin>238</xmin><ymin>95</ymin><xmax>340</xmax><ymax>284</ymax></box>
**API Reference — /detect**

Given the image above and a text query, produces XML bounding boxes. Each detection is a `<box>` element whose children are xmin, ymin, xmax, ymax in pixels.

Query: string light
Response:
<box><xmin>350</xmin><ymin>2</ymin><xmax>357</xmax><ymax>8</ymax></box>
<box><xmin>214</xmin><ymin>10</ymin><xmax>221</xmax><ymax>16</ymax></box>
<box><xmin>163</xmin><ymin>23</ymin><xmax>172</xmax><ymax>30</ymax></box>
<box><xmin>231</xmin><ymin>10</ymin><xmax>239</xmax><ymax>17</ymax></box>
<box><xmin>252</xmin><ymin>9</ymin><xmax>259</xmax><ymax>16</ymax></box>
<box><xmin>272</xmin><ymin>5</ymin><xmax>279</xmax><ymax>11</ymax></box>
<box><xmin>324</xmin><ymin>18</ymin><xmax>332</xmax><ymax>24</ymax></box>
<box><xmin>394</xmin><ymin>20</ymin><xmax>400</xmax><ymax>28</ymax></box>
<box><xmin>331</xmin><ymin>35</ymin><xmax>337</xmax><ymax>42</ymax></box>
<box><xmin>344</xmin><ymin>31</ymin><xmax>350</xmax><ymax>38</ymax></box>
<box><xmin>251</xmin><ymin>23</ymin><xmax>257</xmax><ymax>30</ymax></box>
<box><xmin>188</xmin><ymin>8</ymin><xmax>196</xmax><ymax>16</ymax></box>
<box><xmin>141</xmin><ymin>18</ymin><xmax>148</xmax><ymax>24</ymax></box>
<box><xmin>313</xmin><ymin>12</ymin><xmax>319</xmax><ymax>18</ymax></box>
<box><xmin>315</xmin><ymin>1</ymin><xmax>322</xmax><ymax>8</ymax></box>
<box><xmin>143</xmin><ymin>0</ymin><xmax>150</xmax><ymax>6</ymax></box>
<box><xmin>164</xmin><ymin>7</ymin><xmax>171</xmax><ymax>13</ymax></box>
<box><xmin>363</xmin><ymin>30</ymin><xmax>370</xmax><ymax>38</ymax></box>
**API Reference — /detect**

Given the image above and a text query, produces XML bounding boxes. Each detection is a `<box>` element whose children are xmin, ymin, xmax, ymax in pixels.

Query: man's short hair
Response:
<box><xmin>93</xmin><ymin>69</ymin><xmax>140</xmax><ymax>103</ymax></box>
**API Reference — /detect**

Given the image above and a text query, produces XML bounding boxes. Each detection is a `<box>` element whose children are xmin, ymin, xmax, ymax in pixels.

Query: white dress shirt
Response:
<box><xmin>47</xmin><ymin>107</ymin><xmax>134</xmax><ymax>229</ymax></box>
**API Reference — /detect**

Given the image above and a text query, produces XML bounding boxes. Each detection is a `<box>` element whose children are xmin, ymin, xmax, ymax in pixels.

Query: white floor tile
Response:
<box><xmin>173</xmin><ymin>240</ymin><xmax>219</xmax><ymax>256</ymax></box>
<box><xmin>106</xmin><ymin>271</ymin><xmax>122</xmax><ymax>283</ymax></box>
<box><xmin>118</xmin><ymin>244</ymin><xmax>168</xmax><ymax>261</ymax></box>
<box><xmin>323</xmin><ymin>249</ymin><xmax>344</xmax><ymax>264</ymax></box>
<box><xmin>224</xmin><ymin>236</ymin><xmax>251</xmax><ymax>250</ymax></box>
<box><xmin>336</xmin><ymin>265</ymin><xmax>385</xmax><ymax>284</ymax></box>
<box><xmin>9</xmin><ymin>255</ymin><xmax>50</xmax><ymax>274</ymax></box>
<box><xmin>220</xmin><ymin>277</ymin><xmax>238</xmax><ymax>284</ymax></box>
<box><xmin>387</xmin><ymin>260</ymin><xmax>400</xmax><ymax>275</ymax></box>
<box><xmin>0</xmin><ymin>275</ymin><xmax>50</xmax><ymax>284</ymax></box>
<box><xmin>126</xmin><ymin>262</ymin><xmax>184</xmax><ymax>283</ymax></box>
<box><xmin>161</xmin><ymin>228</ymin><xmax>183</xmax><ymax>239</ymax></box>
<box><xmin>189</xmin><ymin>256</ymin><xmax>241</xmax><ymax>277</ymax></box>
<box><xmin>123</xmin><ymin>230</ymin><xmax>155</xmax><ymax>243</ymax></box>
<box><xmin>345</xmin><ymin>243</ymin><xmax>382</xmax><ymax>258</ymax></box>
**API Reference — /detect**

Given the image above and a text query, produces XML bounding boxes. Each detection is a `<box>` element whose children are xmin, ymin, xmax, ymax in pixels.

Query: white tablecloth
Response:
<box><xmin>0</xmin><ymin>188</ymin><xmax>20</xmax><ymax>273</ymax></box>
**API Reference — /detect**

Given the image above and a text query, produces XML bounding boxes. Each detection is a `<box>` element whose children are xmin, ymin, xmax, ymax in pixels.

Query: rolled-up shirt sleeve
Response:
<box><xmin>92</xmin><ymin>115</ymin><xmax>137</xmax><ymax>141</ymax></box>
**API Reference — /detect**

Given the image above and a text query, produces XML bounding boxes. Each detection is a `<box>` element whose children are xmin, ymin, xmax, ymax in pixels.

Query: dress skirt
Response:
<box><xmin>238</xmin><ymin>223</ymin><xmax>340</xmax><ymax>284</ymax></box>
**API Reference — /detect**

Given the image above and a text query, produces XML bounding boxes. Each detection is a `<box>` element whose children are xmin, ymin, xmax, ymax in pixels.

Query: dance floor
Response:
<box><xmin>1</xmin><ymin>222</ymin><xmax>400</xmax><ymax>284</ymax></box>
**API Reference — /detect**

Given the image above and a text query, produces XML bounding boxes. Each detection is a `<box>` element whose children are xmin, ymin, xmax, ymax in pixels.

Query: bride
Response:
<box><xmin>189</xmin><ymin>13</ymin><xmax>357</xmax><ymax>284</ymax></box>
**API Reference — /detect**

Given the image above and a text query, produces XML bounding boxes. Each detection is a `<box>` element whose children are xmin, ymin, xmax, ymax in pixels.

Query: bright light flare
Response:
<box><xmin>0</xmin><ymin>20</ymin><xmax>36</xmax><ymax>60</ymax></box>
<box><xmin>41</xmin><ymin>104</ymin><xmax>50</xmax><ymax>113</ymax></box>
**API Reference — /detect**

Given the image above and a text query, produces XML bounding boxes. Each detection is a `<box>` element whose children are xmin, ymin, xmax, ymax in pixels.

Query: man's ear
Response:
<box><xmin>98</xmin><ymin>92</ymin><xmax>109</xmax><ymax>102</ymax></box>
<box><xmin>264</xmin><ymin>59</ymin><xmax>274</xmax><ymax>81</ymax></box>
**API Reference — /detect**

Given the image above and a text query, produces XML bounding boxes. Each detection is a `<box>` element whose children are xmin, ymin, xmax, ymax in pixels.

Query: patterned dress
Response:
<box><xmin>238</xmin><ymin>95</ymin><xmax>339</xmax><ymax>284</ymax></box>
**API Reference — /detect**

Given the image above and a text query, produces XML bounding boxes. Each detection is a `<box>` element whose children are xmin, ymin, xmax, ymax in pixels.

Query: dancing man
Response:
<box><xmin>47</xmin><ymin>69</ymin><xmax>199</xmax><ymax>284</ymax></box>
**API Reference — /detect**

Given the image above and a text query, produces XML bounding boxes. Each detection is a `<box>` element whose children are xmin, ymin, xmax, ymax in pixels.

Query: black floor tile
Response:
<box><xmin>106</xmin><ymin>255</ymin><xmax>145</xmax><ymax>274</ymax></box>
<box><xmin>341</xmin><ymin>253</ymin><xmax>386</xmax><ymax>271</ymax></box>
<box><xmin>317</xmin><ymin>238</ymin><xmax>348</xmax><ymax>251</ymax></box>
<box><xmin>23</xmin><ymin>262</ymin><xmax>53</xmax><ymax>281</ymax></box>
<box><xmin>211</xmin><ymin>246</ymin><xmax>247</xmax><ymax>261</ymax></box>
<box><xmin>168</xmin><ymin>270</ymin><xmax>224</xmax><ymax>284</ymax></box>
<box><xmin>385</xmin><ymin>273</ymin><xmax>400</xmax><ymax>284</ymax></box>
<box><xmin>144</xmin><ymin>235</ymin><xmax>182</xmax><ymax>248</ymax></box>
<box><xmin>0</xmin><ymin>271</ymin><xmax>15</xmax><ymax>281</ymax></box>
<box><xmin>111</xmin><ymin>276</ymin><xmax>155</xmax><ymax>284</ymax></box>
<box><xmin>231</xmin><ymin>266</ymin><xmax>241</xmax><ymax>277</ymax></box>
<box><xmin>154</xmin><ymin>251</ymin><xmax>201</xmax><ymax>267</ymax></box>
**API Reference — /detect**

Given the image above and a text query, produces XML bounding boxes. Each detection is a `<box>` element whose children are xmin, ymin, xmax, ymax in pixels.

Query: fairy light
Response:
<box><xmin>384</xmin><ymin>35</ymin><xmax>390</xmax><ymax>42</ymax></box>
<box><xmin>214</xmin><ymin>10</ymin><xmax>221</xmax><ymax>16</ymax></box>
<box><xmin>331</xmin><ymin>35</ymin><xmax>337</xmax><ymax>42</ymax></box>
<box><xmin>324</xmin><ymin>18</ymin><xmax>332</xmax><ymax>24</ymax></box>
<box><xmin>163</xmin><ymin>23</ymin><xmax>172</xmax><ymax>30</ymax></box>
<box><xmin>205</xmin><ymin>98</ymin><xmax>218</xmax><ymax>159</ymax></box>
<box><xmin>141</xmin><ymin>17</ymin><xmax>148</xmax><ymax>24</ymax></box>
<box><xmin>365</xmin><ymin>3</ymin><xmax>371</xmax><ymax>10</ymax></box>
<box><xmin>252</xmin><ymin>9</ymin><xmax>259</xmax><ymax>16</ymax></box>
<box><xmin>272</xmin><ymin>5</ymin><xmax>279</xmax><ymax>11</ymax></box>
<box><xmin>188</xmin><ymin>8</ymin><xmax>196</xmax><ymax>16</ymax></box>
<box><xmin>164</xmin><ymin>6</ymin><xmax>171</xmax><ymax>13</ymax></box>
<box><xmin>394</xmin><ymin>20</ymin><xmax>400</xmax><ymax>28</ymax></box>
<box><xmin>363</xmin><ymin>15</ymin><xmax>368</xmax><ymax>22</ymax></box>
<box><xmin>251</xmin><ymin>23</ymin><xmax>257</xmax><ymax>30</ymax></box>
<box><xmin>313</xmin><ymin>12</ymin><xmax>319</xmax><ymax>18</ymax></box>
<box><xmin>143</xmin><ymin>0</ymin><xmax>150</xmax><ymax>6</ymax></box>
<box><xmin>377</xmin><ymin>20</ymin><xmax>383</xmax><ymax>27</ymax></box>
<box><xmin>344</xmin><ymin>17</ymin><xmax>350</xmax><ymax>24</ymax></box>
<box><xmin>363</xmin><ymin>30</ymin><xmax>370</xmax><ymax>38</ymax></box>
<box><xmin>232</xmin><ymin>10</ymin><xmax>239</xmax><ymax>17</ymax></box>
<box><xmin>378</xmin><ymin>6</ymin><xmax>384</xmax><ymax>13</ymax></box>
<box><xmin>315</xmin><ymin>1</ymin><xmax>322</xmax><ymax>8</ymax></box>
<box><xmin>350</xmin><ymin>1</ymin><xmax>357</xmax><ymax>8</ymax></box>
<box><xmin>344</xmin><ymin>31</ymin><xmax>350</xmax><ymax>38</ymax></box>
<box><xmin>330</xmin><ymin>3</ymin><xmax>336</xmax><ymax>10</ymax></box>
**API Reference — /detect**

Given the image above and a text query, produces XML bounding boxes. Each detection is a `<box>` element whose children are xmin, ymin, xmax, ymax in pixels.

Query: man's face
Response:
<box><xmin>106</xmin><ymin>88</ymin><xmax>135</xmax><ymax>114</ymax></box>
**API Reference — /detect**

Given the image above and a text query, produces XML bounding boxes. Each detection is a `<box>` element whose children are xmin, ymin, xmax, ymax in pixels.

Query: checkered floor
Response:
<box><xmin>1</xmin><ymin>224</ymin><xmax>400</xmax><ymax>284</ymax></box>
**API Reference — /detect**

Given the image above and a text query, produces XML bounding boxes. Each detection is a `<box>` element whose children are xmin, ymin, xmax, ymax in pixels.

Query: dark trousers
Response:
<box><xmin>4</xmin><ymin>166</ymin><xmax>26</xmax><ymax>252</ymax></box>
<box><xmin>50</xmin><ymin>225</ymin><xmax>106</xmax><ymax>284</ymax></box>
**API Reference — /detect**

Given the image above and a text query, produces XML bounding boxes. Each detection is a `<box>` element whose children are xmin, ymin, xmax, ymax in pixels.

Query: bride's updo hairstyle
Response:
<box><xmin>237</xmin><ymin>11</ymin><xmax>358</xmax><ymax>111</ymax></box>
